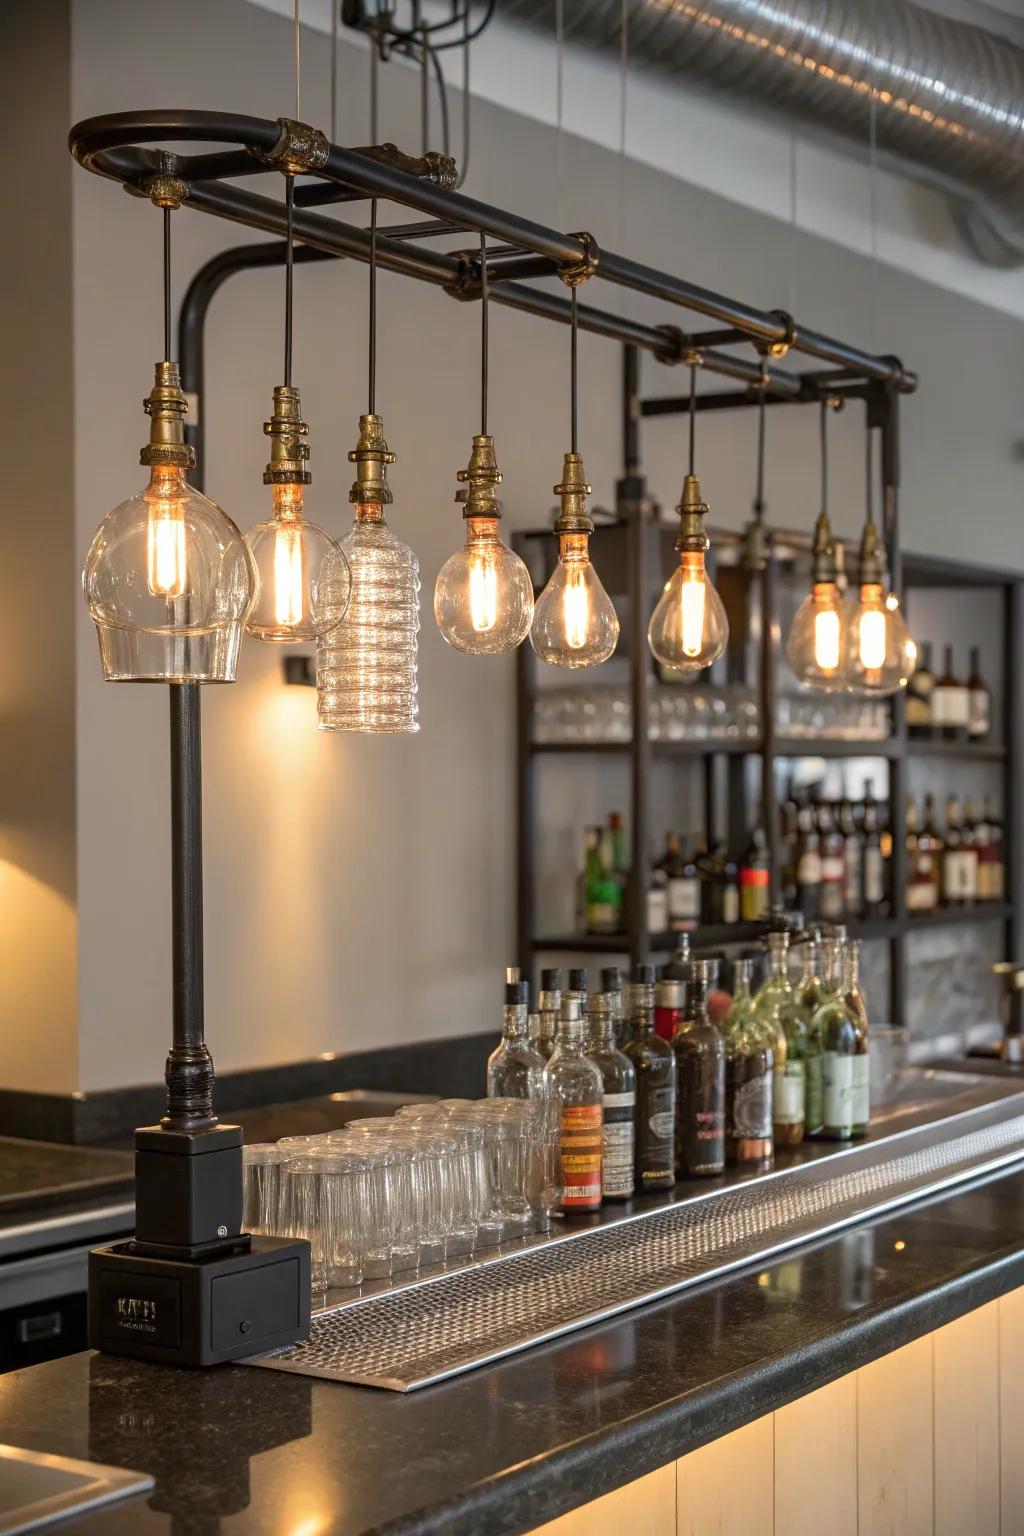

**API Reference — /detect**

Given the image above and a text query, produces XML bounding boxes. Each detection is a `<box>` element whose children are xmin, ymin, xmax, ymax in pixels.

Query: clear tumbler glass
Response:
<box><xmin>242</xmin><ymin>1144</ymin><xmax>282</xmax><ymax>1237</ymax></box>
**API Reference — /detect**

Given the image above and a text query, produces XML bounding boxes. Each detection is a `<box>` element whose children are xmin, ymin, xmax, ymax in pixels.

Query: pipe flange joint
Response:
<box><xmin>558</xmin><ymin>231</ymin><xmax>600</xmax><ymax>288</ymax></box>
<box><xmin>653</xmin><ymin>324</ymin><xmax>687</xmax><ymax>365</ymax></box>
<box><xmin>763</xmin><ymin>309</ymin><xmax>797</xmax><ymax>359</ymax></box>
<box><xmin>134</xmin><ymin>172</ymin><xmax>189</xmax><ymax>210</ymax></box>
<box><xmin>443</xmin><ymin>251</ymin><xmax>482</xmax><ymax>302</ymax></box>
<box><xmin>261</xmin><ymin>117</ymin><xmax>330</xmax><ymax>174</ymax></box>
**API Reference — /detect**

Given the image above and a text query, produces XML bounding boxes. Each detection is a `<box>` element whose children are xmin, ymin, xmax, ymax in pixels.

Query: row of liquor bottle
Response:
<box><xmin>907</xmin><ymin>644</ymin><xmax>992</xmax><ymax>741</ymax></box>
<box><xmin>487</xmin><ymin>928</ymin><xmax>869</xmax><ymax>1212</ymax></box>
<box><xmin>906</xmin><ymin>791</ymin><xmax>1005</xmax><ymax>909</ymax></box>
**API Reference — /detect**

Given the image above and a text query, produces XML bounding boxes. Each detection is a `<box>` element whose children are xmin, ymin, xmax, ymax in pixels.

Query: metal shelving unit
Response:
<box><xmin>515</xmin><ymin>347</ymin><xmax>1023</xmax><ymax>1026</ymax></box>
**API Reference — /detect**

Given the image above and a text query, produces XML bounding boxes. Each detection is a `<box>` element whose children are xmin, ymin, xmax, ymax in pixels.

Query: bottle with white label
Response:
<box><xmin>844</xmin><ymin>941</ymin><xmax>870</xmax><ymax>1138</ymax></box>
<box><xmin>755</xmin><ymin>928</ymin><xmax>804</xmax><ymax>1146</ymax></box>
<box><xmin>931</xmin><ymin>645</ymin><xmax>969</xmax><ymax>741</ymax></box>
<box><xmin>812</xmin><ymin>943</ymin><xmax>858</xmax><ymax>1141</ymax></box>
<box><xmin>967</xmin><ymin>646</ymin><xmax>991</xmax><ymax>742</ymax></box>
<box><xmin>586</xmin><ymin>992</ymin><xmax>636</xmax><ymax>1202</ymax></box>
<box><xmin>722</xmin><ymin>957</ymin><xmax>774</xmax><ymax>1171</ymax></box>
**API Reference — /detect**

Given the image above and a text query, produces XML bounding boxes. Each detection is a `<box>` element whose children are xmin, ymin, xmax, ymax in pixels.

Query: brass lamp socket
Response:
<box><xmin>456</xmin><ymin>434</ymin><xmax>502</xmax><ymax>519</ymax></box>
<box><xmin>263</xmin><ymin>384</ymin><xmax>311</xmax><ymax>486</ymax></box>
<box><xmin>348</xmin><ymin>413</ymin><xmax>395</xmax><ymax>506</ymax></box>
<box><xmin>552</xmin><ymin>452</ymin><xmax>593</xmax><ymax>535</ymax></box>
<box><xmin>674</xmin><ymin>473</ymin><xmax>711</xmax><ymax>554</ymax></box>
<box><xmin>858</xmin><ymin>519</ymin><xmax>887</xmax><ymax>586</ymax></box>
<box><xmin>811</xmin><ymin>510</ymin><xmax>838</xmax><ymax>585</ymax></box>
<box><xmin>139</xmin><ymin>361</ymin><xmax>195</xmax><ymax>470</ymax></box>
<box><xmin>744</xmin><ymin>518</ymin><xmax>771</xmax><ymax>573</ymax></box>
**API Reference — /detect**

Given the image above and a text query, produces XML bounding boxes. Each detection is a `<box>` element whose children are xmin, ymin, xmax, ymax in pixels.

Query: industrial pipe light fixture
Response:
<box><xmin>434</xmin><ymin>236</ymin><xmax>534</xmax><ymax>654</ymax></box>
<box><xmin>842</xmin><ymin>430</ymin><xmax>915</xmax><ymax>696</ymax></box>
<box><xmin>647</xmin><ymin>361</ymin><xmax>729</xmax><ymax>674</ymax></box>
<box><xmin>243</xmin><ymin>176</ymin><xmax>349</xmax><ymax>643</ymax></box>
<box><xmin>786</xmin><ymin>400</ymin><xmax>848</xmax><ymax>692</ymax></box>
<box><xmin>82</xmin><ymin>182</ymin><xmax>255</xmax><ymax>683</ymax></box>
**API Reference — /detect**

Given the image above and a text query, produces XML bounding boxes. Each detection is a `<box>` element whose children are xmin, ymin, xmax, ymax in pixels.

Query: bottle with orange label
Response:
<box><xmin>547</xmin><ymin>997</ymin><xmax>604</xmax><ymax>1214</ymax></box>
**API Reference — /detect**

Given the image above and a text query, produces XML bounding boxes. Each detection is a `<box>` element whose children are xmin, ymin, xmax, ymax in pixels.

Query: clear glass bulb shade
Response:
<box><xmin>647</xmin><ymin>550</ymin><xmax>729</xmax><ymax>673</ymax></box>
<box><xmin>433</xmin><ymin>517</ymin><xmax>534</xmax><ymax>654</ymax></box>
<box><xmin>82</xmin><ymin>463</ymin><xmax>255</xmax><ymax>683</ymax></box>
<box><xmin>786</xmin><ymin>581</ymin><xmax>847</xmax><ymax>692</ymax></box>
<box><xmin>529</xmin><ymin>533</ymin><xmax>619</xmax><ymax>668</ymax></box>
<box><xmin>316</xmin><ymin>505</ymin><xmax>420</xmax><ymax>733</ymax></box>
<box><xmin>842</xmin><ymin>584</ymin><xmax>915</xmax><ymax>695</ymax></box>
<box><xmin>243</xmin><ymin>485</ymin><xmax>350</xmax><ymax>642</ymax></box>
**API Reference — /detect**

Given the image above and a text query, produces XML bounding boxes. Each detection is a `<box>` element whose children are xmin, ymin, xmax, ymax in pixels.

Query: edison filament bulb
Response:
<box><xmin>786</xmin><ymin>510</ymin><xmax>847</xmax><ymax>691</ymax></box>
<box><xmin>82</xmin><ymin>362</ymin><xmax>255</xmax><ymax>683</ymax></box>
<box><xmin>530</xmin><ymin>453</ymin><xmax>619</xmax><ymax>668</ymax></box>
<box><xmin>243</xmin><ymin>386</ymin><xmax>349</xmax><ymax>643</ymax></box>
<box><xmin>434</xmin><ymin>436</ymin><xmax>534</xmax><ymax>654</ymax></box>
<box><xmin>843</xmin><ymin>522</ymin><xmax>915</xmax><ymax>695</ymax></box>
<box><xmin>647</xmin><ymin>473</ymin><xmax>729</xmax><ymax>673</ymax></box>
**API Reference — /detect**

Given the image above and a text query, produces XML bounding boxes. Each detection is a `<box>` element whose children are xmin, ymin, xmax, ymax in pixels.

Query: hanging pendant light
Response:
<box><xmin>647</xmin><ymin>362</ymin><xmax>729</xmax><ymax>673</ymax></box>
<box><xmin>82</xmin><ymin>185</ymin><xmax>255</xmax><ymax>683</ymax></box>
<box><xmin>786</xmin><ymin>399</ymin><xmax>847</xmax><ymax>692</ymax></box>
<box><xmin>842</xmin><ymin>427</ymin><xmax>915</xmax><ymax>696</ymax></box>
<box><xmin>434</xmin><ymin>236</ymin><xmax>534</xmax><ymax>654</ymax></box>
<box><xmin>244</xmin><ymin>178</ymin><xmax>349</xmax><ymax>642</ymax></box>
<box><xmin>530</xmin><ymin>287</ymin><xmax>619</xmax><ymax>668</ymax></box>
<box><xmin>316</xmin><ymin>202</ymin><xmax>420</xmax><ymax>732</ymax></box>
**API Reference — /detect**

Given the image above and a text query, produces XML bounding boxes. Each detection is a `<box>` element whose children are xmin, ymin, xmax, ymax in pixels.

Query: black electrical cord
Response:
<box><xmin>865</xmin><ymin>424</ymin><xmax>876</xmax><ymax>526</ymax></box>
<box><xmin>570</xmin><ymin>287</ymin><xmax>579</xmax><ymax>454</ymax></box>
<box><xmin>753</xmin><ymin>381</ymin><xmax>767</xmax><ymax>520</ymax></box>
<box><xmin>163</xmin><ymin>206</ymin><xmax>172</xmax><ymax>361</ymax></box>
<box><xmin>480</xmin><ymin>231</ymin><xmax>489</xmax><ymax>436</ymax></box>
<box><xmin>368</xmin><ymin>197</ymin><xmax>378</xmax><ymax>413</ymax></box>
<box><xmin>284</xmin><ymin>174</ymin><xmax>295</xmax><ymax>386</ymax></box>
<box><xmin>819</xmin><ymin>398</ymin><xmax>829</xmax><ymax>515</ymax></box>
<box><xmin>687</xmin><ymin>361</ymin><xmax>697</xmax><ymax>475</ymax></box>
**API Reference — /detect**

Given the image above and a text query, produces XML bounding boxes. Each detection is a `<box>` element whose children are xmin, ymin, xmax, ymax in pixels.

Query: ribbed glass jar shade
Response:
<box><xmin>316</xmin><ymin>504</ymin><xmax>420</xmax><ymax>733</ymax></box>
<box><xmin>83</xmin><ymin>463</ymin><xmax>255</xmax><ymax>683</ymax></box>
<box><xmin>244</xmin><ymin>485</ymin><xmax>349</xmax><ymax>643</ymax></box>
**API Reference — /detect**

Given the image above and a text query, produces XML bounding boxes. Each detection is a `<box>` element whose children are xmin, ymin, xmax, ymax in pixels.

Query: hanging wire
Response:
<box><xmin>819</xmin><ymin>399</ymin><xmax>829</xmax><ymax>514</ymax></box>
<box><xmin>163</xmin><ymin>206</ymin><xmax>172</xmax><ymax>361</ymax></box>
<box><xmin>284</xmin><ymin>176</ymin><xmax>295</xmax><ymax>386</ymax></box>
<box><xmin>687</xmin><ymin>361</ymin><xmax>697</xmax><ymax>475</ymax></box>
<box><xmin>867</xmin><ymin>3</ymin><xmax>879</xmax><ymax>355</ymax></box>
<box><xmin>865</xmin><ymin>425</ymin><xmax>876</xmax><ymax>526</ymax></box>
<box><xmin>555</xmin><ymin>0</ymin><xmax>565</xmax><ymax>233</ymax></box>
<box><xmin>420</xmin><ymin>33</ymin><xmax>430</xmax><ymax>152</ymax></box>
<box><xmin>293</xmin><ymin>0</ymin><xmax>301</xmax><ymax>119</ymax></box>
<box><xmin>479</xmin><ymin>232</ymin><xmax>489</xmax><ymax>436</ymax></box>
<box><xmin>368</xmin><ymin>198</ymin><xmax>378</xmax><ymax>413</ymax></box>
<box><xmin>370</xmin><ymin>24</ymin><xmax>379</xmax><ymax>141</ymax></box>
<box><xmin>457</xmin><ymin>1</ymin><xmax>471</xmax><ymax>186</ymax></box>
<box><xmin>617</xmin><ymin>0</ymin><xmax>628</xmax><ymax>254</ymax></box>
<box><xmin>753</xmin><ymin>381</ymin><xmax>767</xmax><ymax>521</ymax></box>
<box><xmin>330</xmin><ymin>0</ymin><xmax>339</xmax><ymax>142</ymax></box>
<box><xmin>570</xmin><ymin>287</ymin><xmax>579</xmax><ymax>454</ymax></box>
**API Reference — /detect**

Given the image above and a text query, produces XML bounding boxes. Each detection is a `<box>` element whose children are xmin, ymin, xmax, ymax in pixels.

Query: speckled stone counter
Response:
<box><xmin>3</xmin><ymin>1160</ymin><xmax>1024</xmax><ymax>1536</ymax></box>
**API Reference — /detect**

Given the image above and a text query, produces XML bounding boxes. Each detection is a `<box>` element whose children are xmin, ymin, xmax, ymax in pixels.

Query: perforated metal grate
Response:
<box><xmin>244</xmin><ymin>1109</ymin><xmax>1024</xmax><ymax>1390</ymax></box>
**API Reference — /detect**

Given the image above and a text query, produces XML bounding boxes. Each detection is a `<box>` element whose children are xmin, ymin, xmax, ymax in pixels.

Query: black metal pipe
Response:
<box><xmin>623</xmin><ymin>345</ymin><xmax>640</xmax><ymax>477</ymax></box>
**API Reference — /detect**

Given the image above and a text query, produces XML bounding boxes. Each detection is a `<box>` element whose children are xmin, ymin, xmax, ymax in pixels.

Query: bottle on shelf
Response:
<box><xmin>673</xmin><ymin>957</ymin><xmax>726</xmax><ymax>1178</ymax></box>
<box><xmin>783</xmin><ymin>939</ymin><xmax>826</xmax><ymax>1137</ymax></box>
<box><xmin>811</xmin><ymin>941</ymin><xmax>860</xmax><ymax>1141</ymax></box>
<box><xmin>838</xmin><ymin>799</ymin><xmax>862</xmax><ymax>921</ymax></box>
<box><xmin>586</xmin><ymin>826</ymin><xmax>623</xmax><ymax>935</ymax></box>
<box><xmin>987</xmin><ymin>797</ymin><xmax>1005</xmax><ymax>900</ymax></box>
<box><xmin>720</xmin><ymin>849</ymin><xmax>741</xmax><ymax>926</ymax></box>
<box><xmin>931</xmin><ymin>645</ymin><xmax>969</xmax><ymax>741</ymax></box>
<box><xmin>861</xmin><ymin>780</ymin><xmax>887</xmax><ymax>918</ymax></box>
<box><xmin>487</xmin><ymin>982</ymin><xmax>550</xmax><ymax>1100</ymax></box>
<box><xmin>794</xmin><ymin>798</ymin><xmax>823</xmax><ymax>922</ymax></box>
<box><xmin>844</xmin><ymin>940</ymin><xmax>870</xmax><ymax>1138</ymax></box>
<box><xmin>661</xmin><ymin>932</ymin><xmax>692</xmax><ymax>987</ymax></box>
<box><xmin>817</xmin><ymin>799</ymin><xmax>845</xmax><ymax>922</ymax></box>
<box><xmin>654</xmin><ymin>975</ymin><xmax>685</xmax><ymax>1043</ymax></box>
<box><xmin>662</xmin><ymin>833</ymin><xmax>701</xmax><ymax>933</ymax></box>
<box><xmin>977</xmin><ymin>795</ymin><xmax>1005</xmax><ymax>901</ymax></box>
<box><xmin>647</xmin><ymin>862</ymin><xmax>669</xmax><ymax>936</ymax></box>
<box><xmin>622</xmin><ymin>963</ymin><xmax>676</xmax><ymax>1191</ymax></box>
<box><xmin>755</xmin><ymin>928</ymin><xmax>804</xmax><ymax>1145</ymax></box>
<box><xmin>608</xmin><ymin>811</ymin><xmax>629</xmax><ymax>893</ymax></box>
<box><xmin>740</xmin><ymin>827</ymin><xmax>771</xmax><ymax>923</ymax></box>
<box><xmin>722</xmin><ymin>957</ymin><xmax>774</xmax><ymax>1171</ymax></box>
<box><xmin>533</xmin><ymin>968</ymin><xmax>562</xmax><ymax>1060</ymax></box>
<box><xmin>906</xmin><ymin>794</ymin><xmax>940</xmax><ymax>913</ymax></box>
<box><xmin>547</xmin><ymin>997</ymin><xmax>604</xmax><ymax>1214</ymax></box>
<box><xmin>922</xmin><ymin>792</ymin><xmax>945</xmax><ymax>906</ymax></box>
<box><xmin>600</xmin><ymin>966</ymin><xmax>627</xmax><ymax>1047</ymax></box>
<box><xmin>576</xmin><ymin>828</ymin><xmax>597</xmax><ymax>931</ymax></box>
<box><xmin>942</xmin><ymin>794</ymin><xmax>964</xmax><ymax>907</ymax></box>
<box><xmin>967</xmin><ymin>646</ymin><xmax>991</xmax><ymax>742</ymax></box>
<box><xmin>587</xmin><ymin>992</ymin><xmax>636</xmax><ymax>1202</ymax></box>
<box><xmin>906</xmin><ymin>641</ymin><xmax>934</xmax><ymax>738</ymax></box>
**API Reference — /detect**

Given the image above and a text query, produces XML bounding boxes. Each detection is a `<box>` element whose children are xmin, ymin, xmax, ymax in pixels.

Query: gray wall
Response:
<box><xmin>16</xmin><ymin>0</ymin><xmax>1019</xmax><ymax>1092</ymax></box>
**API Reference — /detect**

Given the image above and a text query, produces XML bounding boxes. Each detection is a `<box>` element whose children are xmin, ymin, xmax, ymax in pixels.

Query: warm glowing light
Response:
<box><xmin>647</xmin><ymin>544</ymin><xmax>729</xmax><ymax>672</ymax></box>
<box><xmin>814</xmin><ymin>605</ymin><xmax>841</xmax><ymax>671</ymax></box>
<box><xmin>274</xmin><ymin>522</ymin><xmax>305</xmax><ymax>628</ymax></box>
<box><xmin>468</xmin><ymin>546</ymin><xmax>499</xmax><ymax>633</ymax></box>
<box><xmin>679</xmin><ymin>552</ymin><xmax>707</xmax><ymax>657</ymax></box>
<box><xmin>894</xmin><ymin>1240</ymin><xmax>906</xmax><ymax>1252</ymax></box>
<box><xmin>858</xmin><ymin>605</ymin><xmax>888</xmax><ymax>670</ymax></box>
<box><xmin>144</xmin><ymin>469</ymin><xmax>188</xmax><ymax>598</ymax></box>
<box><xmin>530</xmin><ymin>531</ymin><xmax>619</xmax><ymax>668</ymax></box>
<box><xmin>562</xmin><ymin>561</ymin><xmax>591</xmax><ymax>650</ymax></box>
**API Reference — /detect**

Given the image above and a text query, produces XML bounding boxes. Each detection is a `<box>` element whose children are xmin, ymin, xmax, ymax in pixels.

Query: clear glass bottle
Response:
<box><xmin>622</xmin><ymin>964</ymin><xmax>676</xmax><ymax>1190</ymax></box>
<box><xmin>811</xmin><ymin>943</ymin><xmax>859</xmax><ymax>1140</ymax></box>
<box><xmin>487</xmin><ymin>982</ymin><xmax>550</xmax><ymax>1100</ymax></box>
<box><xmin>722</xmin><ymin>957</ymin><xmax>773</xmax><ymax>1170</ymax></box>
<box><xmin>755</xmin><ymin>930</ymin><xmax>804</xmax><ymax>1145</ymax></box>
<box><xmin>588</xmin><ymin>992</ymin><xmax>636</xmax><ymax>1201</ymax></box>
<box><xmin>673</xmin><ymin>958</ymin><xmax>725</xmax><ymax>1177</ymax></box>
<box><xmin>600</xmin><ymin>966</ymin><xmax>627</xmax><ymax>1047</ymax></box>
<box><xmin>547</xmin><ymin>998</ymin><xmax>604</xmax><ymax>1213</ymax></box>
<box><xmin>844</xmin><ymin>941</ymin><xmax>870</xmax><ymax>1138</ymax></box>
<box><xmin>782</xmin><ymin>940</ymin><xmax>826</xmax><ymax>1137</ymax></box>
<box><xmin>533</xmin><ymin>969</ymin><xmax>562</xmax><ymax>1060</ymax></box>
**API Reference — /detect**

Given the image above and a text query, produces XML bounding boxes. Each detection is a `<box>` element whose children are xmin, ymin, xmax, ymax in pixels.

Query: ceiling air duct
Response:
<box><xmin>500</xmin><ymin>0</ymin><xmax>1024</xmax><ymax>267</ymax></box>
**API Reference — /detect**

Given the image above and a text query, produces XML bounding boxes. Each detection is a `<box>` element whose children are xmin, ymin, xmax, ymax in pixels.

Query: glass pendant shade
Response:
<box><xmin>647</xmin><ymin>548</ymin><xmax>729</xmax><ymax>673</ymax></box>
<box><xmin>244</xmin><ymin>484</ymin><xmax>349</xmax><ymax>642</ymax></box>
<box><xmin>843</xmin><ymin>584</ymin><xmax>915</xmax><ymax>695</ymax></box>
<box><xmin>83</xmin><ymin>461</ymin><xmax>255</xmax><ymax>683</ymax></box>
<box><xmin>434</xmin><ymin>516</ymin><xmax>534</xmax><ymax>655</ymax></box>
<box><xmin>786</xmin><ymin>581</ymin><xmax>848</xmax><ymax>691</ymax></box>
<box><xmin>316</xmin><ymin>504</ymin><xmax>420</xmax><ymax>732</ymax></box>
<box><xmin>530</xmin><ymin>532</ymin><xmax>619</xmax><ymax>668</ymax></box>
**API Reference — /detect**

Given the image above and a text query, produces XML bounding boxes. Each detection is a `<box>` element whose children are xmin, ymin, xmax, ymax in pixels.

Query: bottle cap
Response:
<box><xmin>600</xmin><ymin>965</ymin><xmax>624</xmax><ymax>992</ymax></box>
<box><xmin>505</xmin><ymin>982</ymin><xmax>528</xmax><ymax>1006</ymax></box>
<box><xmin>568</xmin><ymin>967</ymin><xmax>589</xmax><ymax>992</ymax></box>
<box><xmin>541</xmin><ymin>967</ymin><xmax>563</xmax><ymax>990</ymax></box>
<box><xmin>505</xmin><ymin>966</ymin><xmax>521</xmax><ymax>984</ymax></box>
<box><xmin>632</xmin><ymin>962</ymin><xmax>656</xmax><ymax>984</ymax></box>
<box><xmin>656</xmin><ymin>978</ymin><xmax>686</xmax><ymax>1008</ymax></box>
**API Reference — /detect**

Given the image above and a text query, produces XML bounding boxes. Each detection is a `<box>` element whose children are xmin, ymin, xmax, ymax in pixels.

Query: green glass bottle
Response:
<box><xmin>781</xmin><ymin>940</ymin><xmax>827</xmax><ymax>1137</ymax></box>
<box><xmin>754</xmin><ymin>929</ymin><xmax>804</xmax><ymax>1145</ymax></box>
<box><xmin>721</xmin><ymin>957</ymin><xmax>773</xmax><ymax>1171</ymax></box>
<box><xmin>811</xmin><ymin>942</ymin><xmax>859</xmax><ymax>1140</ymax></box>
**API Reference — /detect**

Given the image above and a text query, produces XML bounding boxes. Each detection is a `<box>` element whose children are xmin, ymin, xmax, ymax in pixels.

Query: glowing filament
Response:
<box><xmin>859</xmin><ymin>606</ymin><xmax>887</xmax><ymax>670</ymax></box>
<box><xmin>468</xmin><ymin>548</ymin><xmax>499</xmax><ymax>632</ymax></box>
<box><xmin>814</xmin><ymin>606</ymin><xmax>841</xmax><ymax>671</ymax></box>
<box><xmin>146</xmin><ymin>507</ymin><xmax>187</xmax><ymax>598</ymax></box>
<box><xmin>679</xmin><ymin>552</ymin><xmax>708</xmax><ymax>657</ymax></box>
<box><xmin>562</xmin><ymin>562</ymin><xmax>591</xmax><ymax>650</ymax></box>
<box><xmin>273</xmin><ymin>522</ymin><xmax>304</xmax><ymax>628</ymax></box>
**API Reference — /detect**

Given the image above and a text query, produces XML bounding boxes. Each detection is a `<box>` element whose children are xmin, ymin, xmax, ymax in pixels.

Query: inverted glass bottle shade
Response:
<box><xmin>83</xmin><ymin>461</ymin><xmax>255</xmax><ymax>684</ymax></box>
<box><xmin>244</xmin><ymin>484</ymin><xmax>350</xmax><ymax>643</ymax></box>
<box><xmin>316</xmin><ymin>504</ymin><xmax>421</xmax><ymax>733</ymax></box>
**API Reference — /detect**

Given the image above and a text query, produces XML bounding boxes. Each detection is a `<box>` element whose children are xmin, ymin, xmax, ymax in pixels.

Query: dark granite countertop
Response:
<box><xmin>3</xmin><ymin>1160</ymin><xmax>1024</xmax><ymax>1536</ymax></box>
<box><xmin>0</xmin><ymin>1137</ymin><xmax>132</xmax><ymax>1215</ymax></box>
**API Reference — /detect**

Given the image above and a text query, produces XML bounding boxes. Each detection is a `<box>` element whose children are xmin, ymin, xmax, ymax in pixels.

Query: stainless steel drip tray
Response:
<box><xmin>241</xmin><ymin>1069</ymin><xmax>1024</xmax><ymax>1392</ymax></box>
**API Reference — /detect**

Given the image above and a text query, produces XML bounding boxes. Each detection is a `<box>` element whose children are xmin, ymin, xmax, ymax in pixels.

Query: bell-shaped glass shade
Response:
<box><xmin>647</xmin><ymin>550</ymin><xmax>728</xmax><ymax>673</ymax></box>
<box><xmin>82</xmin><ymin>464</ymin><xmax>256</xmax><ymax>682</ymax></box>
<box><xmin>842</xmin><ymin>584</ymin><xmax>915</xmax><ymax>695</ymax></box>
<box><xmin>244</xmin><ymin>484</ymin><xmax>350</xmax><ymax>643</ymax></box>
<box><xmin>316</xmin><ymin>504</ymin><xmax>420</xmax><ymax>733</ymax></box>
<box><xmin>530</xmin><ymin>533</ymin><xmax>619</xmax><ymax>668</ymax></box>
<box><xmin>434</xmin><ymin>516</ymin><xmax>534</xmax><ymax>654</ymax></box>
<box><xmin>786</xmin><ymin>580</ymin><xmax>848</xmax><ymax>692</ymax></box>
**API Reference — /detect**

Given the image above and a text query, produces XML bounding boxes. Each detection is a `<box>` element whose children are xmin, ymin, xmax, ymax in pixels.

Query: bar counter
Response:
<box><xmin>3</xmin><ymin>1156</ymin><xmax>1024</xmax><ymax>1535</ymax></box>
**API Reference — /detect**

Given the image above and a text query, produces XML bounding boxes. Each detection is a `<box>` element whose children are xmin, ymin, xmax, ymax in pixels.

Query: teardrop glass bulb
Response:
<box><xmin>647</xmin><ymin>550</ymin><xmax>728</xmax><ymax>673</ymax></box>
<box><xmin>530</xmin><ymin>533</ymin><xmax>619</xmax><ymax>668</ymax></box>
